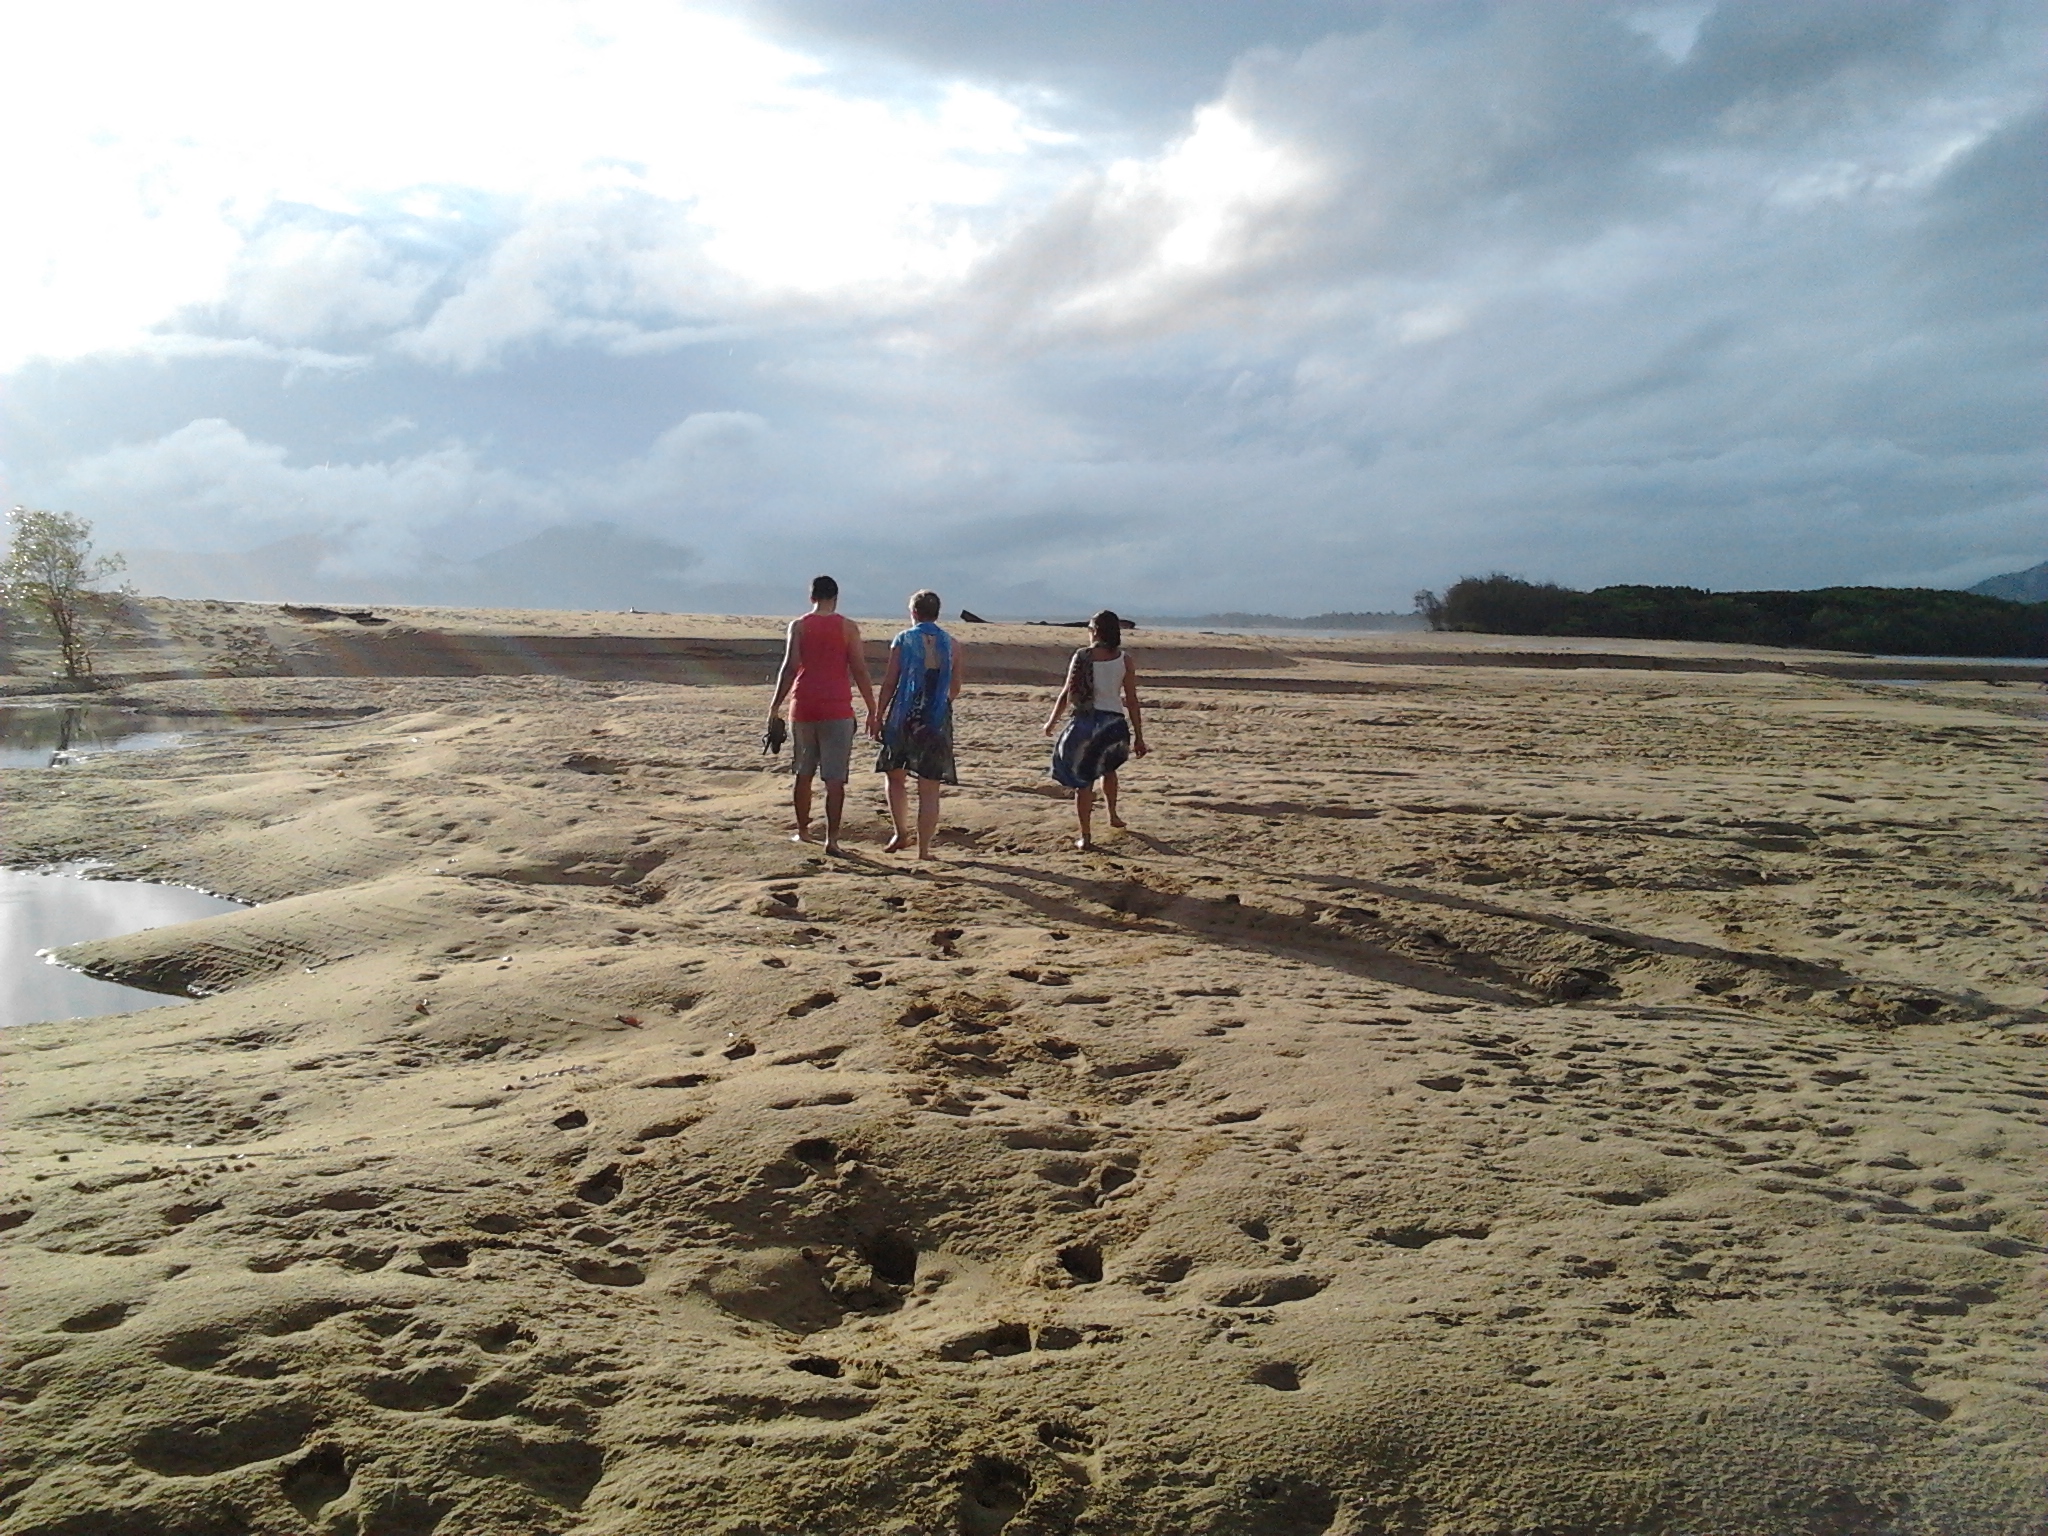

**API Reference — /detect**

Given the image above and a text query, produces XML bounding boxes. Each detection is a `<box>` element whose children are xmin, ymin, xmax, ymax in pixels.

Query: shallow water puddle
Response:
<box><xmin>0</xmin><ymin>706</ymin><xmax>194</xmax><ymax>768</ymax></box>
<box><xmin>0</xmin><ymin>704</ymin><xmax>362</xmax><ymax>769</ymax></box>
<box><xmin>1</xmin><ymin>867</ymin><xmax>247</xmax><ymax>1028</ymax></box>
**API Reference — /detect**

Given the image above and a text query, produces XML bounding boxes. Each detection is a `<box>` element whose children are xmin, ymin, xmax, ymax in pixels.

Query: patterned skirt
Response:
<box><xmin>875</xmin><ymin>717</ymin><xmax>958</xmax><ymax>784</ymax></box>
<box><xmin>1050</xmin><ymin>709</ymin><xmax>1130</xmax><ymax>789</ymax></box>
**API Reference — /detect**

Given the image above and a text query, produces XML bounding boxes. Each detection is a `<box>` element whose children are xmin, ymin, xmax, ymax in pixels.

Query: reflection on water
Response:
<box><xmin>0</xmin><ymin>705</ymin><xmax>369</xmax><ymax>768</ymax></box>
<box><xmin>1</xmin><ymin>867</ymin><xmax>247</xmax><ymax>1028</ymax></box>
<box><xmin>0</xmin><ymin>706</ymin><xmax>191</xmax><ymax>768</ymax></box>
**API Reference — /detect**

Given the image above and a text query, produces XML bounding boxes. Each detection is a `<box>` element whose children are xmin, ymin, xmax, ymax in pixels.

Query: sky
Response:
<box><xmin>1</xmin><ymin>0</ymin><xmax>2041</xmax><ymax>617</ymax></box>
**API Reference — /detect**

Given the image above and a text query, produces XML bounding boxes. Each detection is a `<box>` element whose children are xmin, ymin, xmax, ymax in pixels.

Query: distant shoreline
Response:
<box><xmin>1137</xmin><ymin>611</ymin><xmax>1428</xmax><ymax>632</ymax></box>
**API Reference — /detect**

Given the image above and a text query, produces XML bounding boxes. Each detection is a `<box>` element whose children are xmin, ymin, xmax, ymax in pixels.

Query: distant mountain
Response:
<box><xmin>1969</xmin><ymin>561</ymin><xmax>2048</xmax><ymax>603</ymax></box>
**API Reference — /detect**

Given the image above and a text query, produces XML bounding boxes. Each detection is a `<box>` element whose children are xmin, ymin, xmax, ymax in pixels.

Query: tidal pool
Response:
<box><xmin>1</xmin><ymin>867</ymin><xmax>246</xmax><ymax>1028</ymax></box>
<box><xmin>0</xmin><ymin>704</ymin><xmax>373</xmax><ymax>769</ymax></box>
<box><xmin>0</xmin><ymin>705</ymin><xmax>194</xmax><ymax>768</ymax></box>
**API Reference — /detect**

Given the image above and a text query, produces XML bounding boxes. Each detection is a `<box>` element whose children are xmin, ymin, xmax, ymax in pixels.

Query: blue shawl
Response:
<box><xmin>885</xmin><ymin>621</ymin><xmax>954</xmax><ymax>736</ymax></box>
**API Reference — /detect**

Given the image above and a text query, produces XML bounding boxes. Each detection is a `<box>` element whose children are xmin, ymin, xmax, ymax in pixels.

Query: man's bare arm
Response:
<box><xmin>845</xmin><ymin>619</ymin><xmax>877</xmax><ymax>718</ymax></box>
<box><xmin>768</xmin><ymin>621</ymin><xmax>802</xmax><ymax>719</ymax></box>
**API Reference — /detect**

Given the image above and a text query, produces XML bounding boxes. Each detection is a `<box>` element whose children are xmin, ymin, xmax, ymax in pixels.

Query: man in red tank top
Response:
<box><xmin>768</xmin><ymin>575</ymin><xmax>875</xmax><ymax>855</ymax></box>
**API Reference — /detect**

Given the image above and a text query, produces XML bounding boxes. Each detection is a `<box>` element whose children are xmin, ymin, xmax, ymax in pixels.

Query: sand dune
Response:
<box><xmin>1</xmin><ymin>611</ymin><xmax>2043</xmax><ymax>1535</ymax></box>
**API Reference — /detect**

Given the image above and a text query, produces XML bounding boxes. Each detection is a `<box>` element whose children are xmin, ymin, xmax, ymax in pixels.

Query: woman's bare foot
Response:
<box><xmin>1106</xmin><ymin>812</ymin><xmax>1127</xmax><ymax>829</ymax></box>
<box><xmin>1075</xmin><ymin>835</ymin><xmax>1093</xmax><ymax>851</ymax></box>
<box><xmin>824</xmin><ymin>842</ymin><xmax>846</xmax><ymax>857</ymax></box>
<box><xmin>883</xmin><ymin>833</ymin><xmax>908</xmax><ymax>854</ymax></box>
<box><xmin>790</xmin><ymin>828</ymin><xmax>811</xmax><ymax>844</ymax></box>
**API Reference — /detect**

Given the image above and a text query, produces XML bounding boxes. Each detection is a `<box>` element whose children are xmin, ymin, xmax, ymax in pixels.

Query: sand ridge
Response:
<box><xmin>1</xmin><ymin>654</ymin><xmax>2044</xmax><ymax>1535</ymax></box>
<box><xmin>6</xmin><ymin>597</ymin><xmax>2039</xmax><ymax>695</ymax></box>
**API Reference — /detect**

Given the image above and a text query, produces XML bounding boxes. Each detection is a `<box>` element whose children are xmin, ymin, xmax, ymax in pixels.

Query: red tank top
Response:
<box><xmin>791</xmin><ymin>612</ymin><xmax>855</xmax><ymax>723</ymax></box>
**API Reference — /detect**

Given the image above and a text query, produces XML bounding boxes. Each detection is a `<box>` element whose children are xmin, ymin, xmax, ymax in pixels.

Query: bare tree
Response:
<box><xmin>2</xmin><ymin>507</ymin><xmax>127</xmax><ymax>687</ymax></box>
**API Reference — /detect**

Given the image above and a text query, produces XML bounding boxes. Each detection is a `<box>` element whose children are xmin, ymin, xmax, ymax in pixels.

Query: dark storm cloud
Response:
<box><xmin>730</xmin><ymin>0</ymin><xmax>1395</xmax><ymax>128</ymax></box>
<box><xmin>1905</xmin><ymin>104</ymin><xmax>2048</xmax><ymax>325</ymax></box>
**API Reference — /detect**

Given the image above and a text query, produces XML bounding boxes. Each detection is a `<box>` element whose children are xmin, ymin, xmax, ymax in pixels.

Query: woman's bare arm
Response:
<box><xmin>1123</xmin><ymin>656</ymin><xmax>1147</xmax><ymax>755</ymax></box>
<box><xmin>1042</xmin><ymin>678</ymin><xmax>1072</xmax><ymax>735</ymax></box>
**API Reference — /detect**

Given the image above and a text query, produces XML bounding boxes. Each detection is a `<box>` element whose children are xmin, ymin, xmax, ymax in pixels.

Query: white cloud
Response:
<box><xmin>1031</xmin><ymin>104</ymin><xmax>1325</xmax><ymax>335</ymax></box>
<box><xmin>394</xmin><ymin>192</ymin><xmax>714</xmax><ymax>371</ymax></box>
<box><xmin>600</xmin><ymin>412</ymin><xmax>775</xmax><ymax>522</ymax></box>
<box><xmin>49</xmin><ymin>419</ymin><xmax>561</xmax><ymax>578</ymax></box>
<box><xmin>0</xmin><ymin>0</ymin><xmax>1066</xmax><ymax>370</ymax></box>
<box><xmin>227</xmin><ymin>224</ymin><xmax>434</xmax><ymax>343</ymax></box>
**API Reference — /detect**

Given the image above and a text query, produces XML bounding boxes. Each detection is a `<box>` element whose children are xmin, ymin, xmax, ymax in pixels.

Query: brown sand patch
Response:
<box><xmin>1</xmin><ymin>642</ymin><xmax>2043</xmax><ymax>1535</ymax></box>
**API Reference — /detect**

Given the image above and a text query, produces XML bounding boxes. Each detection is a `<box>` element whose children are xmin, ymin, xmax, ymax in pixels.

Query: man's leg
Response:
<box><xmin>823</xmin><ymin>780</ymin><xmax>847</xmax><ymax>853</ymax></box>
<box><xmin>915</xmin><ymin>776</ymin><xmax>942</xmax><ymax>859</ymax></box>
<box><xmin>818</xmin><ymin>720</ymin><xmax>854</xmax><ymax>855</ymax></box>
<box><xmin>1075</xmin><ymin>786</ymin><xmax>1095</xmax><ymax>850</ymax></box>
<box><xmin>792</xmin><ymin>773</ymin><xmax>814</xmax><ymax>842</ymax></box>
<box><xmin>884</xmin><ymin>770</ymin><xmax>911</xmax><ymax>852</ymax></box>
<box><xmin>1104</xmin><ymin>770</ymin><xmax>1125</xmax><ymax>828</ymax></box>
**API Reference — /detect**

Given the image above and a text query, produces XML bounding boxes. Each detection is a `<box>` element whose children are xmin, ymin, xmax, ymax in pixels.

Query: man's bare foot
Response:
<box><xmin>790</xmin><ymin>829</ymin><xmax>812</xmax><ymax>843</ymax></box>
<box><xmin>883</xmin><ymin>833</ymin><xmax>908</xmax><ymax>853</ymax></box>
<box><xmin>1075</xmin><ymin>836</ymin><xmax>1093</xmax><ymax>851</ymax></box>
<box><xmin>824</xmin><ymin>842</ymin><xmax>846</xmax><ymax>857</ymax></box>
<box><xmin>1107</xmin><ymin>813</ymin><xmax>1127</xmax><ymax>829</ymax></box>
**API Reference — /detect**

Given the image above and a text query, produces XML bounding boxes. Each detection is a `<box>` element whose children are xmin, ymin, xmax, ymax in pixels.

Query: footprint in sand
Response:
<box><xmin>280</xmin><ymin>1445</ymin><xmax>352</xmax><ymax>1518</ymax></box>
<box><xmin>58</xmin><ymin>1301</ymin><xmax>134</xmax><ymax>1334</ymax></box>
<box><xmin>958</xmin><ymin>1454</ymin><xmax>1033</xmax><ymax>1535</ymax></box>
<box><xmin>130</xmin><ymin>1405</ymin><xmax>317</xmax><ymax>1477</ymax></box>
<box><xmin>360</xmin><ymin>1362</ymin><xmax>473</xmax><ymax>1412</ymax></box>
<box><xmin>1250</xmin><ymin>1360</ymin><xmax>1303</xmax><ymax>1392</ymax></box>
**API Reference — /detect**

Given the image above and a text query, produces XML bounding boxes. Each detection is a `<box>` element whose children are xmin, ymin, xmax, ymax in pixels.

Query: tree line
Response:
<box><xmin>1413</xmin><ymin>575</ymin><xmax>2047</xmax><ymax>658</ymax></box>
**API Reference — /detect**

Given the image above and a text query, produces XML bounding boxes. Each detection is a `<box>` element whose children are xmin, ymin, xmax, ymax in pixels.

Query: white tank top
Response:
<box><xmin>1091</xmin><ymin>653</ymin><xmax>1127</xmax><ymax>714</ymax></box>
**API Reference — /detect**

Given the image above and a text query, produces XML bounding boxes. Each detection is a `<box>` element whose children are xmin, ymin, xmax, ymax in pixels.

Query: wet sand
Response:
<box><xmin>1</xmin><ymin>608</ymin><xmax>2043</xmax><ymax>1535</ymax></box>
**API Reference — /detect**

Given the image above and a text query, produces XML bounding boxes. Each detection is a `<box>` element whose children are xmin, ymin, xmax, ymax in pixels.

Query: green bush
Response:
<box><xmin>1432</xmin><ymin>574</ymin><xmax>2046</xmax><ymax>657</ymax></box>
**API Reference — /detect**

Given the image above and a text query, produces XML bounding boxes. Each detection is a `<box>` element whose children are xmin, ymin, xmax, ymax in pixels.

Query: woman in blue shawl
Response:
<box><xmin>868</xmin><ymin>589</ymin><xmax>961</xmax><ymax>858</ymax></box>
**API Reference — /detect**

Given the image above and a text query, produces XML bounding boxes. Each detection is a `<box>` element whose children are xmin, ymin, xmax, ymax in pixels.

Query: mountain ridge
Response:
<box><xmin>1969</xmin><ymin>560</ymin><xmax>2048</xmax><ymax>603</ymax></box>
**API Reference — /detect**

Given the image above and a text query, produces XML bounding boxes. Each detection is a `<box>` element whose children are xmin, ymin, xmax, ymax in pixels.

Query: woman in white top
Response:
<box><xmin>1042</xmin><ymin>609</ymin><xmax>1148</xmax><ymax>850</ymax></box>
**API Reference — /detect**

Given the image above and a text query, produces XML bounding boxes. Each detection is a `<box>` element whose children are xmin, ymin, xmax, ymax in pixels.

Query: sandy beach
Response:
<box><xmin>2</xmin><ymin>601</ymin><xmax>2043</xmax><ymax>1535</ymax></box>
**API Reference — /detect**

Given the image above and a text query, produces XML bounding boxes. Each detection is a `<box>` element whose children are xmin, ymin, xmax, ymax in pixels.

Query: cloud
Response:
<box><xmin>39</xmin><ymin>407</ymin><xmax>794</xmax><ymax>603</ymax></box>
<box><xmin>3</xmin><ymin>2</ymin><xmax>2043</xmax><ymax>612</ymax></box>
<box><xmin>731</xmin><ymin>0</ymin><xmax>1390</xmax><ymax>128</ymax></box>
<box><xmin>465</xmin><ymin>522</ymin><xmax>704</xmax><ymax>609</ymax></box>
<box><xmin>393</xmin><ymin>191</ymin><xmax>722</xmax><ymax>371</ymax></box>
<box><xmin>226</xmin><ymin>222</ymin><xmax>437</xmax><ymax>343</ymax></box>
<box><xmin>0</xmin><ymin>1</ymin><xmax>1056</xmax><ymax>368</ymax></box>
<box><xmin>46</xmin><ymin>418</ymin><xmax>562</xmax><ymax>579</ymax></box>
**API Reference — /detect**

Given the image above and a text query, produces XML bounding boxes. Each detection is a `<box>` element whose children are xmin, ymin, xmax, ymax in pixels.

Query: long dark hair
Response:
<box><xmin>1089</xmin><ymin>609</ymin><xmax>1122</xmax><ymax>650</ymax></box>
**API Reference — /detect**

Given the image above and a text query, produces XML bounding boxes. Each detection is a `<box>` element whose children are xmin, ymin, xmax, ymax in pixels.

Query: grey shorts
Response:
<box><xmin>790</xmin><ymin>717</ymin><xmax>856</xmax><ymax>781</ymax></box>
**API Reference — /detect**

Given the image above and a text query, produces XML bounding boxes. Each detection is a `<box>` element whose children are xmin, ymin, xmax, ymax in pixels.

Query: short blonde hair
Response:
<box><xmin>910</xmin><ymin>589</ymin><xmax>941</xmax><ymax>621</ymax></box>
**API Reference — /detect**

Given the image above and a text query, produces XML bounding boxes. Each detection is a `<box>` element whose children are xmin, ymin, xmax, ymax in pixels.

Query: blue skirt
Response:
<box><xmin>1050</xmin><ymin>710</ymin><xmax>1130</xmax><ymax>789</ymax></box>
